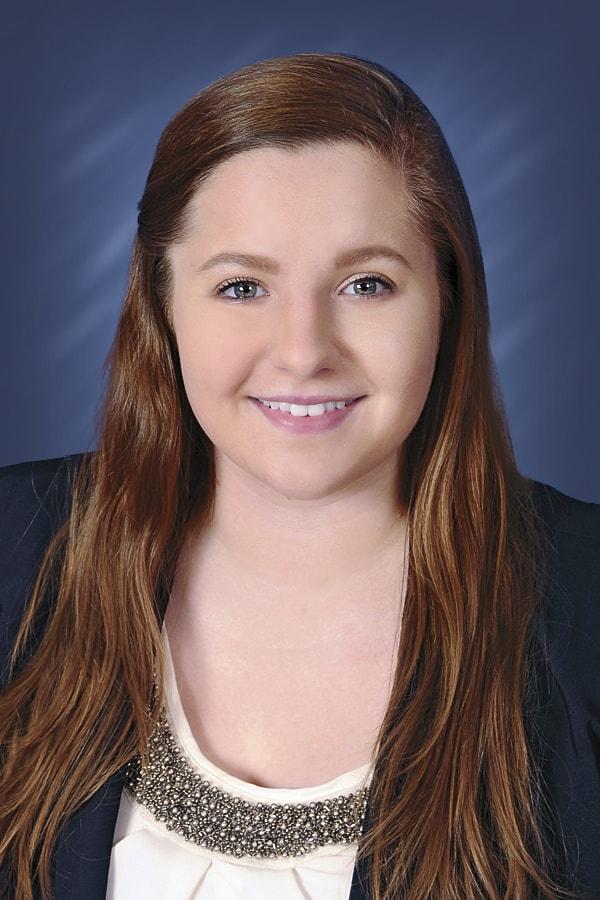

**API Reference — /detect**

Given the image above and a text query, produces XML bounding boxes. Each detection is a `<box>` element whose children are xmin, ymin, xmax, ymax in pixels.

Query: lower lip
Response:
<box><xmin>250</xmin><ymin>397</ymin><xmax>365</xmax><ymax>434</ymax></box>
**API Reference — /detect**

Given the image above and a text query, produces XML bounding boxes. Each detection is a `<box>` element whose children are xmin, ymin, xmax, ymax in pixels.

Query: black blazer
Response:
<box><xmin>1</xmin><ymin>454</ymin><xmax>599</xmax><ymax>900</ymax></box>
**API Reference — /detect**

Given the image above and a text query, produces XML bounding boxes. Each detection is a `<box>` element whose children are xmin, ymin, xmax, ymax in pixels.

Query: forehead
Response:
<box><xmin>196</xmin><ymin>141</ymin><xmax>395</xmax><ymax>185</ymax></box>
<box><xmin>181</xmin><ymin>142</ymin><xmax>407</xmax><ymax>230</ymax></box>
<box><xmin>171</xmin><ymin>142</ymin><xmax>435</xmax><ymax>278</ymax></box>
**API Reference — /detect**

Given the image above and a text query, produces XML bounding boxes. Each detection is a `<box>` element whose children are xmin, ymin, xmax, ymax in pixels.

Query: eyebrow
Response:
<box><xmin>195</xmin><ymin>244</ymin><xmax>413</xmax><ymax>274</ymax></box>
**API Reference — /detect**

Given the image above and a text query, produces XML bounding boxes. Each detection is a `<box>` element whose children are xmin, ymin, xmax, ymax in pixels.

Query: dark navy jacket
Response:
<box><xmin>1</xmin><ymin>454</ymin><xmax>599</xmax><ymax>899</ymax></box>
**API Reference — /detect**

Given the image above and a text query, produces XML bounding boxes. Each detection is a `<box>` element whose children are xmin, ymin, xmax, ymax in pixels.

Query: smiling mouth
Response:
<box><xmin>248</xmin><ymin>395</ymin><xmax>366</xmax><ymax>405</ymax></box>
<box><xmin>250</xmin><ymin>396</ymin><xmax>365</xmax><ymax>415</ymax></box>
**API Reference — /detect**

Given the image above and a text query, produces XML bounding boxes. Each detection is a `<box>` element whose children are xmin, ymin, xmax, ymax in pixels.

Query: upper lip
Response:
<box><xmin>251</xmin><ymin>394</ymin><xmax>365</xmax><ymax>404</ymax></box>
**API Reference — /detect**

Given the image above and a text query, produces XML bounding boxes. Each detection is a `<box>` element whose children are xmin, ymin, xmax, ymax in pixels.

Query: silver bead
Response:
<box><xmin>124</xmin><ymin>708</ymin><xmax>371</xmax><ymax>859</ymax></box>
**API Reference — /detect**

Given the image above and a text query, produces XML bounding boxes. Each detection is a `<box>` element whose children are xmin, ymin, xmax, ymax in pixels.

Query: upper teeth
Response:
<box><xmin>257</xmin><ymin>399</ymin><xmax>353</xmax><ymax>416</ymax></box>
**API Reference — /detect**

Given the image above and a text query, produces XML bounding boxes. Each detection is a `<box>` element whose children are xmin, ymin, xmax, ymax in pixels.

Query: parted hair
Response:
<box><xmin>0</xmin><ymin>52</ymin><xmax>581</xmax><ymax>899</ymax></box>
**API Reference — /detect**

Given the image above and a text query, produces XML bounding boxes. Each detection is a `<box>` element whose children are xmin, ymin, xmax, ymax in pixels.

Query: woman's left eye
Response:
<box><xmin>215</xmin><ymin>273</ymin><xmax>394</xmax><ymax>302</ymax></box>
<box><xmin>341</xmin><ymin>274</ymin><xmax>394</xmax><ymax>296</ymax></box>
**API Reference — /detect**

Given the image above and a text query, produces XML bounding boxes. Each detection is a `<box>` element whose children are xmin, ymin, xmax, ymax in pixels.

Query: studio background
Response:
<box><xmin>1</xmin><ymin>0</ymin><xmax>598</xmax><ymax>501</ymax></box>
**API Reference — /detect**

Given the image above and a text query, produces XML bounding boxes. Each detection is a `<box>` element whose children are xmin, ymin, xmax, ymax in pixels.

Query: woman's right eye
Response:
<box><xmin>215</xmin><ymin>276</ymin><xmax>267</xmax><ymax>302</ymax></box>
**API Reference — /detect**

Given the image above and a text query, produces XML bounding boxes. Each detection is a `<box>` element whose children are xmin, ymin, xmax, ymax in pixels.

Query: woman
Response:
<box><xmin>0</xmin><ymin>52</ymin><xmax>598</xmax><ymax>900</ymax></box>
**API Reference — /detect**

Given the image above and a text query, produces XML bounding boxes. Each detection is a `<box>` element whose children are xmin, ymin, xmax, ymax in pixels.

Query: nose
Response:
<box><xmin>268</xmin><ymin>288</ymin><xmax>341</xmax><ymax>376</ymax></box>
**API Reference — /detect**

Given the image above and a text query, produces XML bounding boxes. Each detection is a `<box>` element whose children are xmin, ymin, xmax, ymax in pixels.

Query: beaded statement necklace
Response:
<box><xmin>124</xmin><ymin>708</ymin><xmax>372</xmax><ymax>859</ymax></box>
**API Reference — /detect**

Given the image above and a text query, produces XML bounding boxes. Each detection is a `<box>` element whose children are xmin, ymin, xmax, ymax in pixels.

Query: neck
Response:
<box><xmin>170</xmin><ymin>451</ymin><xmax>409</xmax><ymax>639</ymax></box>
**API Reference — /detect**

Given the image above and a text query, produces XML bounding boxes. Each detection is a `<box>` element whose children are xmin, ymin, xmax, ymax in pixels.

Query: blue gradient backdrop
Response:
<box><xmin>1</xmin><ymin>1</ymin><xmax>598</xmax><ymax>501</ymax></box>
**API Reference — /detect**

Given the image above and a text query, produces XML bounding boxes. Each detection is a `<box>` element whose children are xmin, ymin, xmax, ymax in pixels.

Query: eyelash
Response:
<box><xmin>214</xmin><ymin>272</ymin><xmax>394</xmax><ymax>302</ymax></box>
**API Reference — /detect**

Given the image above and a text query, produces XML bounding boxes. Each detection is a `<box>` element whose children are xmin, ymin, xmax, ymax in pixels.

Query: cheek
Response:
<box><xmin>177</xmin><ymin>331</ymin><xmax>220</xmax><ymax>394</ymax></box>
<box><xmin>173</xmin><ymin>303</ymin><xmax>224</xmax><ymax>387</ymax></box>
<box><xmin>176</xmin><ymin>339</ymin><xmax>232</xmax><ymax>443</ymax></box>
<box><xmin>378</xmin><ymin>315</ymin><xmax>440</xmax><ymax>418</ymax></box>
<box><xmin>172</xmin><ymin>308</ymin><xmax>253</xmax><ymax>433</ymax></box>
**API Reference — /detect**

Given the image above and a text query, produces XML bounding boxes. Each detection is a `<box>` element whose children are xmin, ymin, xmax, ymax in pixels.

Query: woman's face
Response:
<box><xmin>167</xmin><ymin>142</ymin><xmax>441</xmax><ymax>501</ymax></box>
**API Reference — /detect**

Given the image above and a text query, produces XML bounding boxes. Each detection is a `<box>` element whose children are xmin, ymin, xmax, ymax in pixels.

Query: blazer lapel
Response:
<box><xmin>349</xmin><ymin>849</ymin><xmax>371</xmax><ymax>899</ymax></box>
<box><xmin>51</xmin><ymin>767</ymin><xmax>128</xmax><ymax>900</ymax></box>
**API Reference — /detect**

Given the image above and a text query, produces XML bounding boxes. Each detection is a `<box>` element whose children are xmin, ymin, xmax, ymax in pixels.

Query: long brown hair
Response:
<box><xmin>0</xmin><ymin>52</ymin><xmax>581</xmax><ymax>899</ymax></box>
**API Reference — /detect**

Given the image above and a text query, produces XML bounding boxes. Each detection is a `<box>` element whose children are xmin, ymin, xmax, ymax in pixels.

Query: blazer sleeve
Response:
<box><xmin>0</xmin><ymin>453</ymin><xmax>86</xmax><ymax>688</ymax></box>
<box><xmin>529</xmin><ymin>481</ymin><xmax>600</xmax><ymax>896</ymax></box>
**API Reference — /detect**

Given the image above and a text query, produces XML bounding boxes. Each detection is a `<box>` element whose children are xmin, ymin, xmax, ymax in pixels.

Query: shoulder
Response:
<box><xmin>0</xmin><ymin>452</ymin><xmax>88</xmax><ymax>524</ymax></box>
<box><xmin>527</xmin><ymin>477</ymin><xmax>600</xmax><ymax>670</ymax></box>
<box><xmin>527</xmin><ymin>476</ymin><xmax>599</xmax><ymax>759</ymax></box>
<box><xmin>0</xmin><ymin>453</ymin><xmax>90</xmax><ymax>576</ymax></box>
<box><xmin>529</xmin><ymin>477</ymin><xmax>600</xmax><ymax>542</ymax></box>
<box><xmin>0</xmin><ymin>452</ymin><xmax>90</xmax><ymax>682</ymax></box>
<box><xmin>528</xmin><ymin>478</ymin><xmax>600</xmax><ymax>634</ymax></box>
<box><xmin>526</xmin><ymin>480</ymin><xmax>600</xmax><ymax>890</ymax></box>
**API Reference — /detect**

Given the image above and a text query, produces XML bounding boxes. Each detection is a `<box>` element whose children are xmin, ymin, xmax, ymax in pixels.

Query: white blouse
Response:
<box><xmin>106</xmin><ymin>623</ymin><xmax>375</xmax><ymax>900</ymax></box>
